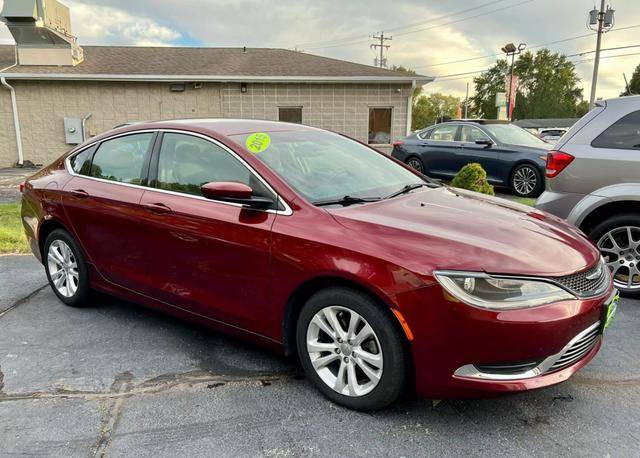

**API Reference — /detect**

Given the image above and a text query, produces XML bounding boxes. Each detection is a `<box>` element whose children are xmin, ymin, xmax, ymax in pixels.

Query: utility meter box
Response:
<box><xmin>64</xmin><ymin>117</ymin><xmax>83</xmax><ymax>144</ymax></box>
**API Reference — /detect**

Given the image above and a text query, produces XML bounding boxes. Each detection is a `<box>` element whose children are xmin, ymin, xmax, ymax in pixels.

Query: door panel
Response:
<box><xmin>62</xmin><ymin>176</ymin><xmax>149</xmax><ymax>293</ymax></box>
<box><xmin>419</xmin><ymin>124</ymin><xmax>462</xmax><ymax>177</ymax></box>
<box><xmin>458</xmin><ymin>125</ymin><xmax>500</xmax><ymax>182</ymax></box>
<box><xmin>139</xmin><ymin>190</ymin><xmax>276</xmax><ymax>333</ymax></box>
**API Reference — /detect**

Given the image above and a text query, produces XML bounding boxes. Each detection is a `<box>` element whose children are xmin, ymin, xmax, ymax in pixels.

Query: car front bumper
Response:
<box><xmin>395</xmin><ymin>282</ymin><xmax>614</xmax><ymax>399</ymax></box>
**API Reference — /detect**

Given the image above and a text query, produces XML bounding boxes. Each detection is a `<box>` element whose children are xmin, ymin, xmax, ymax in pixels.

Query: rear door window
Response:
<box><xmin>90</xmin><ymin>133</ymin><xmax>154</xmax><ymax>184</ymax></box>
<box><xmin>429</xmin><ymin>124</ymin><xmax>458</xmax><ymax>141</ymax></box>
<box><xmin>592</xmin><ymin>110</ymin><xmax>640</xmax><ymax>150</ymax></box>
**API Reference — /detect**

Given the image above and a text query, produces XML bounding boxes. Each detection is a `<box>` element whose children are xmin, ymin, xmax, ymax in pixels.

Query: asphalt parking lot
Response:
<box><xmin>1</xmin><ymin>255</ymin><xmax>639</xmax><ymax>457</ymax></box>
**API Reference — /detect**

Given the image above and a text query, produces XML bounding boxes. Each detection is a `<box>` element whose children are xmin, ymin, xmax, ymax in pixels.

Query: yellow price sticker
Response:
<box><xmin>246</xmin><ymin>132</ymin><xmax>271</xmax><ymax>154</ymax></box>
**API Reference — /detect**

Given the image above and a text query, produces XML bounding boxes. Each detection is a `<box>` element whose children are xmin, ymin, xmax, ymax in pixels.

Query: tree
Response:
<box><xmin>621</xmin><ymin>63</ymin><xmax>640</xmax><ymax>96</ymax></box>
<box><xmin>392</xmin><ymin>65</ymin><xmax>423</xmax><ymax>99</ymax></box>
<box><xmin>411</xmin><ymin>93</ymin><xmax>461</xmax><ymax>130</ymax></box>
<box><xmin>471</xmin><ymin>49</ymin><xmax>586</xmax><ymax>119</ymax></box>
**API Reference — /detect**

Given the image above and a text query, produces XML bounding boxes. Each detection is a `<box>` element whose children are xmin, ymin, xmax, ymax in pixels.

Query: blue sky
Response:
<box><xmin>1</xmin><ymin>0</ymin><xmax>638</xmax><ymax>100</ymax></box>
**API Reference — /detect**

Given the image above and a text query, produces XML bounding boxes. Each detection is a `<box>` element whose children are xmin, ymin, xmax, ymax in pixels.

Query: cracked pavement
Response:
<box><xmin>0</xmin><ymin>255</ymin><xmax>639</xmax><ymax>457</ymax></box>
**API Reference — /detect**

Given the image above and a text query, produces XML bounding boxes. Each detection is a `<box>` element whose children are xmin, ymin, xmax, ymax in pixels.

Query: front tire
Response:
<box><xmin>589</xmin><ymin>213</ymin><xmax>640</xmax><ymax>298</ymax></box>
<box><xmin>296</xmin><ymin>287</ymin><xmax>407</xmax><ymax>411</ymax></box>
<box><xmin>44</xmin><ymin>229</ymin><xmax>91</xmax><ymax>307</ymax></box>
<box><xmin>510</xmin><ymin>163</ymin><xmax>542</xmax><ymax>197</ymax></box>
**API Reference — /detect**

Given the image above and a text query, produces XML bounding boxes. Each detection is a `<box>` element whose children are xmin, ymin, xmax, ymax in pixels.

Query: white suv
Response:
<box><xmin>536</xmin><ymin>95</ymin><xmax>640</xmax><ymax>297</ymax></box>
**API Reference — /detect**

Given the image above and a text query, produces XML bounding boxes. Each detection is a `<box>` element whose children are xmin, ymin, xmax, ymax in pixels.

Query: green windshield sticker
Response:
<box><xmin>246</xmin><ymin>132</ymin><xmax>271</xmax><ymax>154</ymax></box>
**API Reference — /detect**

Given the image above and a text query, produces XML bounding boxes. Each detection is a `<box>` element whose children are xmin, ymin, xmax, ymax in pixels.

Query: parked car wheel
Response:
<box><xmin>589</xmin><ymin>213</ymin><xmax>640</xmax><ymax>298</ymax></box>
<box><xmin>510</xmin><ymin>163</ymin><xmax>542</xmax><ymax>197</ymax></box>
<box><xmin>405</xmin><ymin>156</ymin><xmax>424</xmax><ymax>173</ymax></box>
<box><xmin>296</xmin><ymin>287</ymin><xmax>407</xmax><ymax>411</ymax></box>
<box><xmin>44</xmin><ymin>229</ymin><xmax>91</xmax><ymax>307</ymax></box>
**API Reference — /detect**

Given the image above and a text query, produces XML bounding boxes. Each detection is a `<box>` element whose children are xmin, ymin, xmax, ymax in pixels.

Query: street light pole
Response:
<box><xmin>501</xmin><ymin>43</ymin><xmax>526</xmax><ymax>121</ymax></box>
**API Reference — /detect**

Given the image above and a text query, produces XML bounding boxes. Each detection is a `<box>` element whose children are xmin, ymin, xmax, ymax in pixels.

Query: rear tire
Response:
<box><xmin>589</xmin><ymin>213</ymin><xmax>640</xmax><ymax>298</ymax></box>
<box><xmin>44</xmin><ymin>229</ymin><xmax>91</xmax><ymax>307</ymax></box>
<box><xmin>405</xmin><ymin>156</ymin><xmax>425</xmax><ymax>174</ymax></box>
<box><xmin>296</xmin><ymin>287</ymin><xmax>407</xmax><ymax>411</ymax></box>
<box><xmin>510</xmin><ymin>163</ymin><xmax>543</xmax><ymax>197</ymax></box>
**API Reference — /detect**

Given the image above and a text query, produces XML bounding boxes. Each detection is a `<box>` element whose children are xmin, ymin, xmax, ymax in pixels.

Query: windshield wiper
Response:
<box><xmin>314</xmin><ymin>195</ymin><xmax>382</xmax><ymax>207</ymax></box>
<box><xmin>385</xmin><ymin>183</ymin><xmax>430</xmax><ymax>199</ymax></box>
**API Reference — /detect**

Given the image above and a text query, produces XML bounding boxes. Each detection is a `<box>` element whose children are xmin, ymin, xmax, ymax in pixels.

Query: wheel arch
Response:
<box><xmin>578</xmin><ymin>200</ymin><xmax>640</xmax><ymax>235</ymax></box>
<box><xmin>281</xmin><ymin>275</ymin><xmax>412</xmax><ymax>360</ymax></box>
<box><xmin>38</xmin><ymin>218</ymin><xmax>71</xmax><ymax>261</ymax></box>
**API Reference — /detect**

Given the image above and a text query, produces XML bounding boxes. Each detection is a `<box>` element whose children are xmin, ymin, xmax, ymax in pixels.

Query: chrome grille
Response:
<box><xmin>547</xmin><ymin>322</ymin><xmax>601</xmax><ymax>372</ymax></box>
<box><xmin>553</xmin><ymin>261</ymin><xmax>610</xmax><ymax>297</ymax></box>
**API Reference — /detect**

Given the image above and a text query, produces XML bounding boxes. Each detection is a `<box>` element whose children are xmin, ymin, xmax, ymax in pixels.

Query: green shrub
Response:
<box><xmin>450</xmin><ymin>163</ymin><xmax>495</xmax><ymax>196</ymax></box>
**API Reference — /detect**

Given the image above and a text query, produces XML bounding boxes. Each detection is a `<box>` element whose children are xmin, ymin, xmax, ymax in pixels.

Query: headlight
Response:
<box><xmin>434</xmin><ymin>271</ymin><xmax>576</xmax><ymax>310</ymax></box>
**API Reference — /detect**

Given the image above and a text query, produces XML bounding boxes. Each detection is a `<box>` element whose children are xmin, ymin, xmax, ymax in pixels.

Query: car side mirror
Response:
<box><xmin>475</xmin><ymin>139</ymin><xmax>494</xmax><ymax>147</ymax></box>
<box><xmin>201</xmin><ymin>182</ymin><xmax>275</xmax><ymax>209</ymax></box>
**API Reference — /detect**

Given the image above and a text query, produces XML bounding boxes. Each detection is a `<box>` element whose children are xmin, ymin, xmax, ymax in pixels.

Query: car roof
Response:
<box><xmin>599</xmin><ymin>95</ymin><xmax>640</xmax><ymax>108</ymax></box>
<box><xmin>442</xmin><ymin>119</ymin><xmax>511</xmax><ymax>125</ymax></box>
<box><xmin>116</xmin><ymin>118</ymin><xmax>317</xmax><ymax>137</ymax></box>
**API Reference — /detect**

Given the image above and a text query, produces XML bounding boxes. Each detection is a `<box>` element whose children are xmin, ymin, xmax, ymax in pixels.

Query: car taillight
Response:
<box><xmin>19</xmin><ymin>181</ymin><xmax>26</xmax><ymax>193</ymax></box>
<box><xmin>545</xmin><ymin>151</ymin><xmax>574</xmax><ymax>178</ymax></box>
<box><xmin>392</xmin><ymin>141</ymin><xmax>405</xmax><ymax>147</ymax></box>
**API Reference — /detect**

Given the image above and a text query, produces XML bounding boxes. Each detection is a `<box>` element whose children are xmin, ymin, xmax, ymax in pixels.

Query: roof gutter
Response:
<box><xmin>0</xmin><ymin>72</ymin><xmax>434</xmax><ymax>84</ymax></box>
<box><xmin>1</xmin><ymin>76</ymin><xmax>23</xmax><ymax>166</ymax></box>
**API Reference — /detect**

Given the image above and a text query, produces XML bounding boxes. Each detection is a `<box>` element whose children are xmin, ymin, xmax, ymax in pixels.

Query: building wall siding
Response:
<box><xmin>0</xmin><ymin>80</ymin><xmax>410</xmax><ymax>167</ymax></box>
<box><xmin>0</xmin><ymin>81</ymin><xmax>223</xmax><ymax>166</ymax></box>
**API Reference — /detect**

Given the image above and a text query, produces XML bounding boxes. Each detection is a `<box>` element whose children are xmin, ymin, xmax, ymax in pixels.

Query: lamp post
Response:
<box><xmin>501</xmin><ymin>42</ymin><xmax>526</xmax><ymax>121</ymax></box>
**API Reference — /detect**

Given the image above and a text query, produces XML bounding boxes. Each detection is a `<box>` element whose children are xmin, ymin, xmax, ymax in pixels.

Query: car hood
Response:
<box><xmin>328</xmin><ymin>187</ymin><xmax>599</xmax><ymax>278</ymax></box>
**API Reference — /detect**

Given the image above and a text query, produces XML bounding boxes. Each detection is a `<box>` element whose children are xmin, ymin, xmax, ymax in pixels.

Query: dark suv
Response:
<box><xmin>392</xmin><ymin>120</ymin><xmax>551</xmax><ymax>197</ymax></box>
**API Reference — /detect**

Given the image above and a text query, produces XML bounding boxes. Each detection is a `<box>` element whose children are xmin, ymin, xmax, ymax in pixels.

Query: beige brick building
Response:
<box><xmin>0</xmin><ymin>45</ymin><xmax>431</xmax><ymax>167</ymax></box>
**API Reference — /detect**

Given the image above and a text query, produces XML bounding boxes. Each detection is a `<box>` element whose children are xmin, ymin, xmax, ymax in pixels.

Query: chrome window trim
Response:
<box><xmin>64</xmin><ymin>128</ymin><xmax>293</xmax><ymax>216</ymax></box>
<box><xmin>453</xmin><ymin>320</ymin><xmax>602</xmax><ymax>381</ymax></box>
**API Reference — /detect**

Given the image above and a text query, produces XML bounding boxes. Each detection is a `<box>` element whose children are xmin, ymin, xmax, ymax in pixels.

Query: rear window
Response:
<box><xmin>592</xmin><ymin>110</ymin><xmax>640</xmax><ymax>150</ymax></box>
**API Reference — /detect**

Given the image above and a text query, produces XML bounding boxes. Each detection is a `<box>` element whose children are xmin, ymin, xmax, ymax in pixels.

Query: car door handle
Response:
<box><xmin>71</xmin><ymin>189</ymin><xmax>89</xmax><ymax>198</ymax></box>
<box><xmin>144</xmin><ymin>202</ymin><xmax>172</xmax><ymax>214</ymax></box>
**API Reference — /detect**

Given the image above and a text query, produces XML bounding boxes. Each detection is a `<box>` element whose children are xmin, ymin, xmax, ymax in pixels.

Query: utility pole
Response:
<box><xmin>588</xmin><ymin>1</ymin><xmax>615</xmax><ymax>108</ymax></box>
<box><xmin>371</xmin><ymin>32</ymin><xmax>392</xmax><ymax>68</ymax></box>
<box><xmin>464</xmin><ymin>82</ymin><xmax>469</xmax><ymax>118</ymax></box>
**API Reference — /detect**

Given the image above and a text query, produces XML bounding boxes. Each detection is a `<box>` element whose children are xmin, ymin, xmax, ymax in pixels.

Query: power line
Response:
<box><xmin>413</xmin><ymin>23</ymin><xmax>640</xmax><ymax>70</ymax></box>
<box><xmin>294</xmin><ymin>0</ymin><xmax>510</xmax><ymax>50</ymax></box>
<box><xmin>371</xmin><ymin>32</ymin><xmax>392</xmax><ymax>68</ymax></box>
<box><xmin>302</xmin><ymin>0</ymin><xmax>535</xmax><ymax>50</ymax></box>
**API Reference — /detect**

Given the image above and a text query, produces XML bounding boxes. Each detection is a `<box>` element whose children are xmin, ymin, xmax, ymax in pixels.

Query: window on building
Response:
<box><xmin>90</xmin><ymin>133</ymin><xmax>153</xmax><ymax>184</ymax></box>
<box><xmin>592</xmin><ymin>110</ymin><xmax>640</xmax><ymax>150</ymax></box>
<box><xmin>368</xmin><ymin>108</ymin><xmax>392</xmax><ymax>144</ymax></box>
<box><xmin>279</xmin><ymin>107</ymin><xmax>303</xmax><ymax>124</ymax></box>
<box><xmin>155</xmin><ymin>133</ymin><xmax>272</xmax><ymax>199</ymax></box>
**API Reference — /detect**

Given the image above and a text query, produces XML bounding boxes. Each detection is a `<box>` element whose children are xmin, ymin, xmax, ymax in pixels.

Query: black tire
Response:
<box><xmin>44</xmin><ymin>228</ymin><xmax>91</xmax><ymax>307</ymax></box>
<box><xmin>296</xmin><ymin>287</ymin><xmax>407</xmax><ymax>411</ymax></box>
<box><xmin>588</xmin><ymin>213</ymin><xmax>640</xmax><ymax>298</ymax></box>
<box><xmin>510</xmin><ymin>163</ymin><xmax>543</xmax><ymax>197</ymax></box>
<box><xmin>405</xmin><ymin>156</ymin><xmax>425</xmax><ymax>174</ymax></box>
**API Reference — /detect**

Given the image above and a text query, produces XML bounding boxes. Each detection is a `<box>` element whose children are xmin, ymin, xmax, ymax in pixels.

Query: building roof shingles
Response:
<box><xmin>0</xmin><ymin>45</ymin><xmax>430</xmax><ymax>81</ymax></box>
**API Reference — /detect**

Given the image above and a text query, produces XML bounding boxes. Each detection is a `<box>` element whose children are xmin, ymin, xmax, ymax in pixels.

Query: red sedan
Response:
<box><xmin>21</xmin><ymin>120</ymin><xmax>618</xmax><ymax>410</ymax></box>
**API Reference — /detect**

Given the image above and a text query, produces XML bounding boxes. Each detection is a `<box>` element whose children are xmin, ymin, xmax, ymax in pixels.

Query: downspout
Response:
<box><xmin>1</xmin><ymin>77</ymin><xmax>24</xmax><ymax>166</ymax></box>
<box><xmin>81</xmin><ymin>113</ymin><xmax>93</xmax><ymax>141</ymax></box>
<box><xmin>406</xmin><ymin>79</ymin><xmax>416</xmax><ymax>135</ymax></box>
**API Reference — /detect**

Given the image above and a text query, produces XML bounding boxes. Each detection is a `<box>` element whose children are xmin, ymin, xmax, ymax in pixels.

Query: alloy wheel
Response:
<box><xmin>306</xmin><ymin>306</ymin><xmax>383</xmax><ymax>397</ymax></box>
<box><xmin>47</xmin><ymin>240</ymin><xmax>79</xmax><ymax>298</ymax></box>
<box><xmin>597</xmin><ymin>226</ymin><xmax>640</xmax><ymax>291</ymax></box>
<box><xmin>512</xmin><ymin>166</ymin><xmax>537</xmax><ymax>196</ymax></box>
<box><xmin>406</xmin><ymin>158</ymin><xmax>423</xmax><ymax>173</ymax></box>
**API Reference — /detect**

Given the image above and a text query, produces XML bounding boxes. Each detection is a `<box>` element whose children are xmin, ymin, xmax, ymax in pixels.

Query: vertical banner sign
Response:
<box><xmin>456</xmin><ymin>105</ymin><xmax>462</xmax><ymax>119</ymax></box>
<box><xmin>507</xmin><ymin>76</ymin><xmax>518</xmax><ymax>119</ymax></box>
<box><xmin>495</xmin><ymin>92</ymin><xmax>507</xmax><ymax>120</ymax></box>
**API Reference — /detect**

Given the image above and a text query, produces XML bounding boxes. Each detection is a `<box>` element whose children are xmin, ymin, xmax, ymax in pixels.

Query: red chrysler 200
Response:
<box><xmin>21</xmin><ymin>120</ymin><xmax>618</xmax><ymax>410</ymax></box>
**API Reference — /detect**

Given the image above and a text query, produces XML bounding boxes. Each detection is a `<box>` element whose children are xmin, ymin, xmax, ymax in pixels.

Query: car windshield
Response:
<box><xmin>483</xmin><ymin>124</ymin><xmax>549</xmax><ymax>147</ymax></box>
<box><xmin>231</xmin><ymin>130</ymin><xmax>429</xmax><ymax>204</ymax></box>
